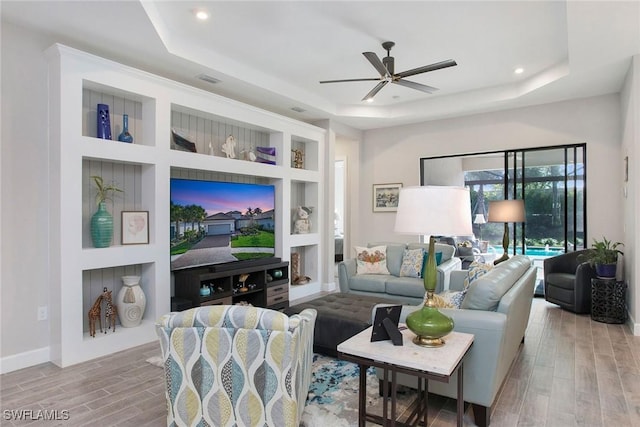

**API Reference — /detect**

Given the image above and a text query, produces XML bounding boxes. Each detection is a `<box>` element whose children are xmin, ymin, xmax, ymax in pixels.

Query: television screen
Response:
<box><xmin>170</xmin><ymin>178</ymin><xmax>276</xmax><ymax>271</ymax></box>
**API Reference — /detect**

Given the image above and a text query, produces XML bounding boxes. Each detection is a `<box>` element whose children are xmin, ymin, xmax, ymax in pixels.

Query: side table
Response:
<box><xmin>591</xmin><ymin>278</ymin><xmax>627</xmax><ymax>324</ymax></box>
<box><xmin>337</xmin><ymin>326</ymin><xmax>474</xmax><ymax>427</ymax></box>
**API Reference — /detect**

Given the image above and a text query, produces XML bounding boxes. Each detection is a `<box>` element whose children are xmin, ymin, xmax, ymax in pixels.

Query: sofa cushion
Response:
<box><xmin>355</xmin><ymin>245</ymin><xmax>390</xmax><ymax>275</ymax></box>
<box><xmin>399</xmin><ymin>248</ymin><xmax>424</xmax><ymax>278</ymax></box>
<box><xmin>463</xmin><ymin>260</ymin><xmax>494</xmax><ymax>288</ymax></box>
<box><xmin>461</xmin><ymin>255</ymin><xmax>532</xmax><ymax>311</ymax></box>
<box><xmin>368</xmin><ymin>242</ymin><xmax>406</xmax><ymax>276</ymax></box>
<box><xmin>428</xmin><ymin>289</ymin><xmax>467</xmax><ymax>309</ymax></box>
<box><xmin>545</xmin><ymin>272</ymin><xmax>576</xmax><ymax>290</ymax></box>
<box><xmin>384</xmin><ymin>276</ymin><xmax>426</xmax><ymax>299</ymax></box>
<box><xmin>349</xmin><ymin>274</ymin><xmax>388</xmax><ymax>293</ymax></box>
<box><xmin>408</xmin><ymin>242</ymin><xmax>454</xmax><ymax>262</ymax></box>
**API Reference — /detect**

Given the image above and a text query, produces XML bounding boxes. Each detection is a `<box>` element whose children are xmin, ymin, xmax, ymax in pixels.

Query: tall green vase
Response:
<box><xmin>91</xmin><ymin>201</ymin><xmax>113</xmax><ymax>248</ymax></box>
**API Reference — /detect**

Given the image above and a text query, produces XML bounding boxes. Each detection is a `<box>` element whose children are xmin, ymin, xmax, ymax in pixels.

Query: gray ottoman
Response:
<box><xmin>284</xmin><ymin>293</ymin><xmax>398</xmax><ymax>356</ymax></box>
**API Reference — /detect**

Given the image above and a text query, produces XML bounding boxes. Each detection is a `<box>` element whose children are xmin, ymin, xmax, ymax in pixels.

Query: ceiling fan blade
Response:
<box><xmin>362</xmin><ymin>81</ymin><xmax>388</xmax><ymax>102</ymax></box>
<box><xmin>395</xmin><ymin>59</ymin><xmax>457</xmax><ymax>79</ymax></box>
<box><xmin>319</xmin><ymin>77</ymin><xmax>381</xmax><ymax>84</ymax></box>
<box><xmin>393</xmin><ymin>79</ymin><xmax>439</xmax><ymax>94</ymax></box>
<box><xmin>363</xmin><ymin>52</ymin><xmax>390</xmax><ymax>77</ymax></box>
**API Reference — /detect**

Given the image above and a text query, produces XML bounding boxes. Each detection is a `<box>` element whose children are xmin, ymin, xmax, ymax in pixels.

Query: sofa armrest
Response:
<box><xmin>448</xmin><ymin>270</ymin><xmax>468</xmax><ymax>291</ymax></box>
<box><xmin>436</xmin><ymin>257</ymin><xmax>462</xmax><ymax>293</ymax></box>
<box><xmin>338</xmin><ymin>259</ymin><xmax>357</xmax><ymax>293</ymax></box>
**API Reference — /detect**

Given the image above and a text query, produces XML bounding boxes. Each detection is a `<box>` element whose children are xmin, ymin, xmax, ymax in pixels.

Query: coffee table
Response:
<box><xmin>337</xmin><ymin>326</ymin><xmax>474</xmax><ymax>427</ymax></box>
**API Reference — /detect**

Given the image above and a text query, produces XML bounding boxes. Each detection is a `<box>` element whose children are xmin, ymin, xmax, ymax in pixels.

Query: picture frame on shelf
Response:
<box><xmin>373</xmin><ymin>183</ymin><xmax>402</xmax><ymax>212</ymax></box>
<box><xmin>121</xmin><ymin>211</ymin><xmax>149</xmax><ymax>245</ymax></box>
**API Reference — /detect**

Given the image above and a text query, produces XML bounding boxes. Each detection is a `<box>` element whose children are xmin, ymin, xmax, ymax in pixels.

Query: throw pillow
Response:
<box><xmin>422</xmin><ymin>290</ymin><xmax>467</xmax><ymax>309</ymax></box>
<box><xmin>355</xmin><ymin>245</ymin><xmax>390</xmax><ymax>275</ymax></box>
<box><xmin>399</xmin><ymin>248</ymin><xmax>425</xmax><ymax>278</ymax></box>
<box><xmin>463</xmin><ymin>260</ymin><xmax>494</xmax><ymax>289</ymax></box>
<box><xmin>421</xmin><ymin>252</ymin><xmax>443</xmax><ymax>276</ymax></box>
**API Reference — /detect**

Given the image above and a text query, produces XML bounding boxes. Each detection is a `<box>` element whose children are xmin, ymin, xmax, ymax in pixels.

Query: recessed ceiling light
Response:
<box><xmin>514</xmin><ymin>67</ymin><xmax>524</xmax><ymax>75</ymax></box>
<box><xmin>195</xmin><ymin>10</ymin><xmax>209</xmax><ymax>20</ymax></box>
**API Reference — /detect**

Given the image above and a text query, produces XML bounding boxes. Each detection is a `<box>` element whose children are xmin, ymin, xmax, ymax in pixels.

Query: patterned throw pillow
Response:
<box><xmin>355</xmin><ymin>245</ymin><xmax>390</xmax><ymax>275</ymax></box>
<box><xmin>463</xmin><ymin>260</ymin><xmax>494</xmax><ymax>289</ymax></box>
<box><xmin>399</xmin><ymin>248</ymin><xmax>425</xmax><ymax>278</ymax></box>
<box><xmin>422</xmin><ymin>289</ymin><xmax>467</xmax><ymax>309</ymax></box>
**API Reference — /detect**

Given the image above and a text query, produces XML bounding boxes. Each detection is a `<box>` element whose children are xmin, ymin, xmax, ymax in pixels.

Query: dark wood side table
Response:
<box><xmin>591</xmin><ymin>278</ymin><xmax>627</xmax><ymax>324</ymax></box>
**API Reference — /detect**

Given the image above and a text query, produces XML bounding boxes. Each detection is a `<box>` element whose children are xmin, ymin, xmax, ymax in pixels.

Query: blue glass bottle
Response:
<box><xmin>118</xmin><ymin>114</ymin><xmax>134</xmax><ymax>143</ymax></box>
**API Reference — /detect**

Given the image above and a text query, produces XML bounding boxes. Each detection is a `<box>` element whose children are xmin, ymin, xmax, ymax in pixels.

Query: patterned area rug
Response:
<box><xmin>300</xmin><ymin>354</ymin><xmax>417</xmax><ymax>427</ymax></box>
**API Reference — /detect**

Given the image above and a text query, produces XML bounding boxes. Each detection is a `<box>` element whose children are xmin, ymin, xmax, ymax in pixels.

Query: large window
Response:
<box><xmin>420</xmin><ymin>144</ymin><xmax>586</xmax><ymax>255</ymax></box>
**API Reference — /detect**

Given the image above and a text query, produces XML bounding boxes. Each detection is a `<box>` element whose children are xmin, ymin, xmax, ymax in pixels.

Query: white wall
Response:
<box><xmin>621</xmin><ymin>55</ymin><xmax>640</xmax><ymax>330</ymax></box>
<box><xmin>357</xmin><ymin>95</ymin><xmax>625</xmax><ymax>253</ymax></box>
<box><xmin>1</xmin><ymin>22</ymin><xmax>52</xmax><ymax>366</ymax></box>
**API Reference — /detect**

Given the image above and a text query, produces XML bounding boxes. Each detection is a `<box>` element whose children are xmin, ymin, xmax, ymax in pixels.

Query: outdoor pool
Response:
<box><xmin>491</xmin><ymin>246</ymin><xmax>564</xmax><ymax>257</ymax></box>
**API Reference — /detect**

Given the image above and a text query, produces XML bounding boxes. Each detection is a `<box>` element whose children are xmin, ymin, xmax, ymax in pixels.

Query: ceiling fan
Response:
<box><xmin>319</xmin><ymin>41</ymin><xmax>457</xmax><ymax>102</ymax></box>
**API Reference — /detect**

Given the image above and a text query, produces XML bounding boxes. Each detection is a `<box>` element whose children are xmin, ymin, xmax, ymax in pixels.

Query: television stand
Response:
<box><xmin>173</xmin><ymin>260</ymin><xmax>289</xmax><ymax>311</ymax></box>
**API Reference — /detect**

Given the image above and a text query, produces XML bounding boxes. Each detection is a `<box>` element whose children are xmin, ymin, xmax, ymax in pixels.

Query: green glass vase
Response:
<box><xmin>406</xmin><ymin>236</ymin><xmax>455</xmax><ymax>347</ymax></box>
<box><xmin>91</xmin><ymin>201</ymin><xmax>113</xmax><ymax>248</ymax></box>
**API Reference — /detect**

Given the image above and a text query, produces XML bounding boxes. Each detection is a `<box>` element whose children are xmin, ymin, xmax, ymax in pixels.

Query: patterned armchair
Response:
<box><xmin>156</xmin><ymin>305</ymin><xmax>317</xmax><ymax>427</ymax></box>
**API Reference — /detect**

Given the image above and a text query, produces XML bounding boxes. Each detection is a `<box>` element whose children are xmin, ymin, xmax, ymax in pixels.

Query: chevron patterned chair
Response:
<box><xmin>156</xmin><ymin>305</ymin><xmax>317</xmax><ymax>427</ymax></box>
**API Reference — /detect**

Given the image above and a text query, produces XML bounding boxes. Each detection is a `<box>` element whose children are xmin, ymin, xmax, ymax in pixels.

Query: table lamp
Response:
<box><xmin>395</xmin><ymin>186</ymin><xmax>472</xmax><ymax>347</ymax></box>
<box><xmin>487</xmin><ymin>199</ymin><xmax>525</xmax><ymax>265</ymax></box>
<box><xmin>473</xmin><ymin>213</ymin><xmax>486</xmax><ymax>240</ymax></box>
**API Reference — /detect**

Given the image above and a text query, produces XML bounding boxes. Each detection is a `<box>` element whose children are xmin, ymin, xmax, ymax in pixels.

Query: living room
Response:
<box><xmin>1</xmin><ymin>1</ymin><xmax>639</xmax><ymax>425</ymax></box>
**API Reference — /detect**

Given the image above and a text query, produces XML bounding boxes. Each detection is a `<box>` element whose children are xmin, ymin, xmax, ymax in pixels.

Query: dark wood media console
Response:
<box><xmin>173</xmin><ymin>260</ymin><xmax>290</xmax><ymax>311</ymax></box>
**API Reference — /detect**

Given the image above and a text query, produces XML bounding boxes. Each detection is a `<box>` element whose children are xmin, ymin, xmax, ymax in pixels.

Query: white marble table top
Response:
<box><xmin>337</xmin><ymin>325</ymin><xmax>474</xmax><ymax>376</ymax></box>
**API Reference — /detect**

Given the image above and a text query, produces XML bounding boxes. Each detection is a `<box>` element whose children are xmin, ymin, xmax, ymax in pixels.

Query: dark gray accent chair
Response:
<box><xmin>543</xmin><ymin>250</ymin><xmax>596</xmax><ymax>314</ymax></box>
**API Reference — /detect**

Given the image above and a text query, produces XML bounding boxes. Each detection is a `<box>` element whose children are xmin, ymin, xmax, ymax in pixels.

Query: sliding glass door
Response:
<box><xmin>421</xmin><ymin>144</ymin><xmax>586</xmax><ymax>256</ymax></box>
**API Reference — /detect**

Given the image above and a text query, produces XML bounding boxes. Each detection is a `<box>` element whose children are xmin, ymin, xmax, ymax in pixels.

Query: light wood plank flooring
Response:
<box><xmin>2</xmin><ymin>298</ymin><xmax>640</xmax><ymax>426</ymax></box>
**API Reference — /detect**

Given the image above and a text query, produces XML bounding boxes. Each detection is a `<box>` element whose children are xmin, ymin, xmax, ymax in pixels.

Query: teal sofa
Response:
<box><xmin>376</xmin><ymin>255</ymin><xmax>536</xmax><ymax>427</ymax></box>
<box><xmin>338</xmin><ymin>242</ymin><xmax>460</xmax><ymax>305</ymax></box>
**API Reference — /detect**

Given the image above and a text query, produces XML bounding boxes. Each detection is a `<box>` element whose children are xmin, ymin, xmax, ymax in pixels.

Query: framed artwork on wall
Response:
<box><xmin>122</xmin><ymin>211</ymin><xmax>149</xmax><ymax>245</ymax></box>
<box><xmin>373</xmin><ymin>183</ymin><xmax>402</xmax><ymax>212</ymax></box>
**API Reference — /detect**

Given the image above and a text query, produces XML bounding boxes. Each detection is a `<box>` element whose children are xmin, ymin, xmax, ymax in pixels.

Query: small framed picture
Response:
<box><xmin>121</xmin><ymin>211</ymin><xmax>149</xmax><ymax>245</ymax></box>
<box><xmin>373</xmin><ymin>183</ymin><xmax>402</xmax><ymax>212</ymax></box>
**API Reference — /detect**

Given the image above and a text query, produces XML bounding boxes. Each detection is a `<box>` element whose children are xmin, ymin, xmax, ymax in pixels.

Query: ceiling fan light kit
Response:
<box><xmin>320</xmin><ymin>41</ymin><xmax>457</xmax><ymax>102</ymax></box>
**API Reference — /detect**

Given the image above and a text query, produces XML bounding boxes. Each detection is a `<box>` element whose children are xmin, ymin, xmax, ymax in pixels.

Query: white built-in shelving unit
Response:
<box><xmin>47</xmin><ymin>44</ymin><xmax>325</xmax><ymax>367</ymax></box>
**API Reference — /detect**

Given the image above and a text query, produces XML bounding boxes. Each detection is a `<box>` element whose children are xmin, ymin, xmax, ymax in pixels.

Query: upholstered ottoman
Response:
<box><xmin>284</xmin><ymin>293</ymin><xmax>397</xmax><ymax>356</ymax></box>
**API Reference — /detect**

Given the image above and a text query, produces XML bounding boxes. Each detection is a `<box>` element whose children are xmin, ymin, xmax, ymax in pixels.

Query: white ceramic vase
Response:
<box><xmin>117</xmin><ymin>275</ymin><xmax>146</xmax><ymax>327</ymax></box>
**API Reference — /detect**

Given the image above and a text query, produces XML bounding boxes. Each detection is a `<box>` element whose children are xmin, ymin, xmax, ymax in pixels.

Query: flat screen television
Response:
<box><xmin>170</xmin><ymin>178</ymin><xmax>276</xmax><ymax>271</ymax></box>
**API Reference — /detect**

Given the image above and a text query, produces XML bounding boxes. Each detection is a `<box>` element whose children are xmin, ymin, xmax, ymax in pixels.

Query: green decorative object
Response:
<box><xmin>405</xmin><ymin>237</ymin><xmax>454</xmax><ymax>347</ymax></box>
<box><xmin>272</xmin><ymin>269</ymin><xmax>283</xmax><ymax>279</ymax></box>
<box><xmin>90</xmin><ymin>175</ymin><xmax>122</xmax><ymax>248</ymax></box>
<box><xmin>91</xmin><ymin>201</ymin><xmax>114</xmax><ymax>248</ymax></box>
<box><xmin>394</xmin><ymin>186</ymin><xmax>473</xmax><ymax>347</ymax></box>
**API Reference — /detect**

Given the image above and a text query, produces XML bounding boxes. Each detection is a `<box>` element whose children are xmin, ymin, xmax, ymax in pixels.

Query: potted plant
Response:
<box><xmin>90</xmin><ymin>176</ymin><xmax>122</xmax><ymax>248</ymax></box>
<box><xmin>581</xmin><ymin>237</ymin><xmax>624</xmax><ymax>278</ymax></box>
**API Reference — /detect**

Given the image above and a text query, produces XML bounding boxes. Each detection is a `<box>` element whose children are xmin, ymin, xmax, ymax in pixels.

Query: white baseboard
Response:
<box><xmin>0</xmin><ymin>346</ymin><xmax>50</xmax><ymax>374</ymax></box>
<box><xmin>627</xmin><ymin>311</ymin><xmax>640</xmax><ymax>335</ymax></box>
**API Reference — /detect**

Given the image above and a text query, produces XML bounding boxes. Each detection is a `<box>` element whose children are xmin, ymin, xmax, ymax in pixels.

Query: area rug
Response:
<box><xmin>300</xmin><ymin>354</ymin><xmax>416</xmax><ymax>427</ymax></box>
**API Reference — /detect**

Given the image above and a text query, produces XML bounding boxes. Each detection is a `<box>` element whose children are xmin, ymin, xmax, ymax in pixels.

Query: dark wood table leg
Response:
<box><xmin>359</xmin><ymin>363</ymin><xmax>367</xmax><ymax>427</ymax></box>
<box><xmin>391</xmin><ymin>367</ymin><xmax>397</xmax><ymax>427</ymax></box>
<box><xmin>457</xmin><ymin>364</ymin><xmax>464</xmax><ymax>427</ymax></box>
<box><xmin>383</xmin><ymin>366</ymin><xmax>389</xmax><ymax>422</ymax></box>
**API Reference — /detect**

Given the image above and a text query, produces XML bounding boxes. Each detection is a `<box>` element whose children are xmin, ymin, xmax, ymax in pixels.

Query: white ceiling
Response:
<box><xmin>2</xmin><ymin>1</ymin><xmax>639</xmax><ymax>130</ymax></box>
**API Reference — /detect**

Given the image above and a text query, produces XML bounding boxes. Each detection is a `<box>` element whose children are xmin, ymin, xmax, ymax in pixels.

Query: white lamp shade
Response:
<box><xmin>487</xmin><ymin>199</ymin><xmax>526</xmax><ymax>223</ymax></box>
<box><xmin>473</xmin><ymin>214</ymin><xmax>486</xmax><ymax>225</ymax></box>
<box><xmin>394</xmin><ymin>186</ymin><xmax>473</xmax><ymax>236</ymax></box>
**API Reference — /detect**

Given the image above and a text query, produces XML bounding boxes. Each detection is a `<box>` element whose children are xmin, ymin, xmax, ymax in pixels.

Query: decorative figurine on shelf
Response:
<box><xmin>238</xmin><ymin>273</ymin><xmax>250</xmax><ymax>292</ymax></box>
<box><xmin>102</xmin><ymin>287</ymin><xmax>117</xmax><ymax>333</ymax></box>
<box><xmin>208</xmin><ymin>141</ymin><xmax>214</xmax><ymax>156</ymax></box>
<box><xmin>292</xmin><ymin>149</ymin><xmax>304</xmax><ymax>169</ymax></box>
<box><xmin>293</xmin><ymin>206</ymin><xmax>312</xmax><ymax>234</ymax></box>
<box><xmin>88</xmin><ymin>294</ymin><xmax>103</xmax><ymax>337</ymax></box>
<box><xmin>291</xmin><ymin>252</ymin><xmax>311</xmax><ymax>285</ymax></box>
<box><xmin>222</xmin><ymin>134</ymin><xmax>237</xmax><ymax>158</ymax></box>
<box><xmin>117</xmin><ymin>114</ymin><xmax>133</xmax><ymax>143</ymax></box>
<box><xmin>240</xmin><ymin>149</ymin><xmax>257</xmax><ymax>161</ymax></box>
<box><xmin>97</xmin><ymin>103</ymin><xmax>112</xmax><ymax>140</ymax></box>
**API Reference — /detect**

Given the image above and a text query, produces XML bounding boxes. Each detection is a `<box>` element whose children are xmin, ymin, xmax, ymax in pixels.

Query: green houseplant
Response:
<box><xmin>90</xmin><ymin>176</ymin><xmax>122</xmax><ymax>248</ymax></box>
<box><xmin>581</xmin><ymin>237</ymin><xmax>624</xmax><ymax>278</ymax></box>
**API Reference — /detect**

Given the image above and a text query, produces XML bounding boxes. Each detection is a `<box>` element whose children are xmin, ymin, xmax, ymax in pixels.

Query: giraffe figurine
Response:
<box><xmin>88</xmin><ymin>294</ymin><xmax>103</xmax><ymax>337</ymax></box>
<box><xmin>102</xmin><ymin>287</ymin><xmax>117</xmax><ymax>333</ymax></box>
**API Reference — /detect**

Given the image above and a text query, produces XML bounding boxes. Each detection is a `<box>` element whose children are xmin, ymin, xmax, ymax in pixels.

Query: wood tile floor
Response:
<box><xmin>1</xmin><ymin>298</ymin><xmax>639</xmax><ymax>426</ymax></box>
